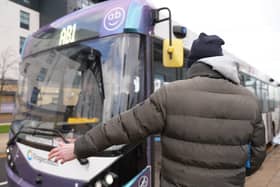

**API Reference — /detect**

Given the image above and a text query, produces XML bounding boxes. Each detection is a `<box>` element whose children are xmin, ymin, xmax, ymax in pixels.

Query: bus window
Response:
<box><xmin>243</xmin><ymin>74</ymin><xmax>256</xmax><ymax>95</ymax></box>
<box><xmin>151</xmin><ymin>37</ymin><xmax>187</xmax><ymax>91</ymax></box>
<box><xmin>269</xmin><ymin>85</ymin><xmax>276</xmax><ymax>111</ymax></box>
<box><xmin>256</xmin><ymin>80</ymin><xmax>262</xmax><ymax>100</ymax></box>
<box><xmin>261</xmin><ymin>82</ymin><xmax>269</xmax><ymax>113</ymax></box>
<box><xmin>276</xmin><ymin>87</ymin><xmax>280</xmax><ymax>106</ymax></box>
<box><xmin>239</xmin><ymin>73</ymin><xmax>245</xmax><ymax>86</ymax></box>
<box><xmin>152</xmin><ymin>38</ymin><xmax>177</xmax><ymax>91</ymax></box>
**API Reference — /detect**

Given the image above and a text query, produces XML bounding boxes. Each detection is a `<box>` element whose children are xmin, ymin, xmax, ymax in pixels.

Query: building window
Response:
<box><xmin>36</xmin><ymin>68</ymin><xmax>48</xmax><ymax>82</ymax></box>
<box><xmin>20</xmin><ymin>10</ymin><xmax>30</xmax><ymax>30</ymax></box>
<box><xmin>19</xmin><ymin>36</ymin><xmax>26</xmax><ymax>54</ymax></box>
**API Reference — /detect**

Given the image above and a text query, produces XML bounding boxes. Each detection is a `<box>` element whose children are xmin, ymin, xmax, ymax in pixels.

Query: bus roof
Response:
<box><xmin>22</xmin><ymin>0</ymin><xmax>153</xmax><ymax>58</ymax></box>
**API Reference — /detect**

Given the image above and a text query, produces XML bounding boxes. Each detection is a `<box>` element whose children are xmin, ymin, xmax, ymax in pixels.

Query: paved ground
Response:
<box><xmin>0</xmin><ymin>134</ymin><xmax>8</xmax><ymax>154</ymax></box>
<box><xmin>0</xmin><ymin>158</ymin><xmax>8</xmax><ymax>187</ymax></box>
<box><xmin>245</xmin><ymin>145</ymin><xmax>280</xmax><ymax>187</ymax></box>
<box><xmin>0</xmin><ymin>122</ymin><xmax>9</xmax><ymax>154</ymax></box>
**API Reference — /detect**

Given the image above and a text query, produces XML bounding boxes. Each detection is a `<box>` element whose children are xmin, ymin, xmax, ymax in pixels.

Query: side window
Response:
<box><xmin>269</xmin><ymin>85</ymin><xmax>276</xmax><ymax>111</ymax></box>
<box><xmin>255</xmin><ymin>80</ymin><xmax>269</xmax><ymax>113</ymax></box>
<box><xmin>239</xmin><ymin>72</ymin><xmax>246</xmax><ymax>86</ymax></box>
<box><xmin>276</xmin><ymin>87</ymin><xmax>280</xmax><ymax>107</ymax></box>
<box><xmin>261</xmin><ymin>82</ymin><xmax>269</xmax><ymax>113</ymax></box>
<box><xmin>152</xmin><ymin>38</ymin><xmax>186</xmax><ymax>92</ymax></box>
<box><xmin>242</xmin><ymin>73</ymin><xmax>256</xmax><ymax>95</ymax></box>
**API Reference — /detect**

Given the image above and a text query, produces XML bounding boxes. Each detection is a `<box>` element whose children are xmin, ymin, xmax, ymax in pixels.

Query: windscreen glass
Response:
<box><xmin>14</xmin><ymin>34</ymin><xmax>144</xmax><ymax>151</ymax></box>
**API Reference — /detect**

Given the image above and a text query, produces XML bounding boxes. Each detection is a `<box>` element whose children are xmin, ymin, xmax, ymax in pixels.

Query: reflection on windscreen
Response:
<box><xmin>15</xmin><ymin>34</ymin><xmax>144</xmax><ymax>153</ymax></box>
<box><xmin>20</xmin><ymin>47</ymin><xmax>104</xmax><ymax>123</ymax></box>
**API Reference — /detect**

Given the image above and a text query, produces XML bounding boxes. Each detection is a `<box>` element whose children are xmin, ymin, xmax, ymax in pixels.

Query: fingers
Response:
<box><xmin>48</xmin><ymin>151</ymin><xmax>64</xmax><ymax>164</ymax></box>
<box><xmin>48</xmin><ymin>143</ymin><xmax>76</xmax><ymax>164</ymax></box>
<box><xmin>54</xmin><ymin>155</ymin><xmax>63</xmax><ymax>163</ymax></box>
<box><xmin>48</xmin><ymin>148</ymin><xmax>59</xmax><ymax>160</ymax></box>
<box><xmin>48</xmin><ymin>142</ymin><xmax>65</xmax><ymax>159</ymax></box>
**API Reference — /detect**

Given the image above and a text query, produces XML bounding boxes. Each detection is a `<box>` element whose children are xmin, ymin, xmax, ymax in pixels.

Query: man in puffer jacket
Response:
<box><xmin>49</xmin><ymin>33</ymin><xmax>266</xmax><ymax>187</ymax></box>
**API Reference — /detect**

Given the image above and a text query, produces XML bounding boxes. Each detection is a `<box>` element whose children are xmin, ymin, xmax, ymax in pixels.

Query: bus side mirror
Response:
<box><xmin>163</xmin><ymin>39</ymin><xmax>184</xmax><ymax>68</ymax></box>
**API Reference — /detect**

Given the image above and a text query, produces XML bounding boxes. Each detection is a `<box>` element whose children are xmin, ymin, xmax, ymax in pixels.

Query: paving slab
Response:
<box><xmin>246</xmin><ymin>146</ymin><xmax>280</xmax><ymax>187</ymax></box>
<box><xmin>0</xmin><ymin>134</ymin><xmax>8</xmax><ymax>154</ymax></box>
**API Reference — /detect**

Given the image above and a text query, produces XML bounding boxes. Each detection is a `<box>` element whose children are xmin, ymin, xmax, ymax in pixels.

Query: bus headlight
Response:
<box><xmin>93</xmin><ymin>172</ymin><xmax>118</xmax><ymax>187</ymax></box>
<box><xmin>104</xmin><ymin>173</ymin><xmax>114</xmax><ymax>185</ymax></box>
<box><xmin>7</xmin><ymin>154</ymin><xmax>11</xmax><ymax>161</ymax></box>
<box><xmin>6</xmin><ymin>146</ymin><xmax>18</xmax><ymax>174</ymax></box>
<box><xmin>94</xmin><ymin>181</ymin><xmax>102</xmax><ymax>187</ymax></box>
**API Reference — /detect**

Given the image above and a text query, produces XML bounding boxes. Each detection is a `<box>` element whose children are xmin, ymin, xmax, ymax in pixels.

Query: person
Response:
<box><xmin>49</xmin><ymin>33</ymin><xmax>266</xmax><ymax>187</ymax></box>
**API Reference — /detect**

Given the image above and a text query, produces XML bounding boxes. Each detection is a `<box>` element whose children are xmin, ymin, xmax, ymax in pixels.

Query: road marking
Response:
<box><xmin>0</xmin><ymin>181</ymin><xmax>8</xmax><ymax>186</ymax></box>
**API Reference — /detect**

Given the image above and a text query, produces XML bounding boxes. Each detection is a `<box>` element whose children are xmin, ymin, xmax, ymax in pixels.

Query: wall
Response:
<box><xmin>0</xmin><ymin>0</ymin><xmax>39</xmax><ymax>122</ymax></box>
<box><xmin>0</xmin><ymin>0</ymin><xmax>39</xmax><ymax>80</ymax></box>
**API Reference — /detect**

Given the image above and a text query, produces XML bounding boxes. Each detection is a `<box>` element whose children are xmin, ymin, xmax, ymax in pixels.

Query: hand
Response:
<box><xmin>48</xmin><ymin>142</ymin><xmax>76</xmax><ymax>164</ymax></box>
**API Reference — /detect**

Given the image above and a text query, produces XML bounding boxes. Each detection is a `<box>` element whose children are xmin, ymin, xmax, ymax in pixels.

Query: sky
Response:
<box><xmin>151</xmin><ymin>0</ymin><xmax>280</xmax><ymax>81</ymax></box>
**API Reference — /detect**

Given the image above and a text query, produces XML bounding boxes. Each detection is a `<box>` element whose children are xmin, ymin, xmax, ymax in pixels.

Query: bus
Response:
<box><xmin>237</xmin><ymin>58</ymin><xmax>280</xmax><ymax>144</ymax></box>
<box><xmin>5</xmin><ymin>0</ymin><xmax>280</xmax><ymax>186</ymax></box>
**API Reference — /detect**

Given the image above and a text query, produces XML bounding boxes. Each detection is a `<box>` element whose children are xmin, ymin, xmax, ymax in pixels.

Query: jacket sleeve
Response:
<box><xmin>74</xmin><ymin>86</ymin><xmax>167</xmax><ymax>158</ymax></box>
<box><xmin>246</xmin><ymin>106</ymin><xmax>266</xmax><ymax>176</ymax></box>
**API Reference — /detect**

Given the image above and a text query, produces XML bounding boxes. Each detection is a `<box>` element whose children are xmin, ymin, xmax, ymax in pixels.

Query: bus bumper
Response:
<box><xmin>5</xmin><ymin>162</ymin><xmax>34</xmax><ymax>187</ymax></box>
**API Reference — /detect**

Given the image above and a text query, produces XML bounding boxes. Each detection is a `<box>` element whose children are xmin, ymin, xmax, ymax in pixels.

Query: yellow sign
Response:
<box><xmin>67</xmin><ymin>117</ymin><xmax>100</xmax><ymax>124</ymax></box>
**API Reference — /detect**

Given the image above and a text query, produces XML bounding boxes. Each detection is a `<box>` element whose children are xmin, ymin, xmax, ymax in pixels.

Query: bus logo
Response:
<box><xmin>138</xmin><ymin>176</ymin><xmax>149</xmax><ymax>187</ymax></box>
<box><xmin>104</xmin><ymin>7</ymin><xmax>125</xmax><ymax>31</ymax></box>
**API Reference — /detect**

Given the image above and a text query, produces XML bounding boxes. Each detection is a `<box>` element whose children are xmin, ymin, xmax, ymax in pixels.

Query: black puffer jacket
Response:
<box><xmin>75</xmin><ymin>57</ymin><xmax>266</xmax><ymax>187</ymax></box>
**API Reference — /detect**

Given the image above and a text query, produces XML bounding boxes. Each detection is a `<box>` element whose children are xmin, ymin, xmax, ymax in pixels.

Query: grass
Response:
<box><xmin>0</xmin><ymin>124</ymin><xmax>10</xmax><ymax>134</ymax></box>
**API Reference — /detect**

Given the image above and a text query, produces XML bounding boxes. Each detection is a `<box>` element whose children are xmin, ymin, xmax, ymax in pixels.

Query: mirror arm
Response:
<box><xmin>153</xmin><ymin>7</ymin><xmax>173</xmax><ymax>59</ymax></box>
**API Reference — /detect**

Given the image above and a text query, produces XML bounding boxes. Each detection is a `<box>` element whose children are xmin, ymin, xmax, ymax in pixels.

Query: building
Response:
<box><xmin>0</xmin><ymin>0</ymin><xmax>39</xmax><ymax>122</ymax></box>
<box><xmin>10</xmin><ymin>0</ymin><xmax>97</xmax><ymax>27</ymax></box>
<box><xmin>0</xmin><ymin>0</ymin><xmax>39</xmax><ymax>57</ymax></box>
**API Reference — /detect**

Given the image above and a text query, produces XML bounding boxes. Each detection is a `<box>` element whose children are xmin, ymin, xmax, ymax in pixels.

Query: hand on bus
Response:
<box><xmin>48</xmin><ymin>142</ymin><xmax>76</xmax><ymax>164</ymax></box>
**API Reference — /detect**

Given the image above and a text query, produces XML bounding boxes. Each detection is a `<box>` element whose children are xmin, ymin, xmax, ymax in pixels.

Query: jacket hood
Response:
<box><xmin>197</xmin><ymin>56</ymin><xmax>240</xmax><ymax>84</ymax></box>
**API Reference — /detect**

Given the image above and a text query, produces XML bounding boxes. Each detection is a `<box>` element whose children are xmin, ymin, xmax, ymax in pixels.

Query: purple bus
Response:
<box><xmin>5</xmin><ymin>0</ymin><xmax>280</xmax><ymax>186</ymax></box>
<box><xmin>5</xmin><ymin>0</ymin><xmax>187</xmax><ymax>186</ymax></box>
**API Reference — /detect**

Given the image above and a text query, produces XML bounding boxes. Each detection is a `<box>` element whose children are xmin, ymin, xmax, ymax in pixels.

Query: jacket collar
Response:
<box><xmin>187</xmin><ymin>56</ymin><xmax>240</xmax><ymax>84</ymax></box>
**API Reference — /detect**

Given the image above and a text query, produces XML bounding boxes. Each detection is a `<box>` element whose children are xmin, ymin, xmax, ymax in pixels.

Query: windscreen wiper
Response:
<box><xmin>7</xmin><ymin>126</ymin><xmax>89</xmax><ymax>165</ymax></box>
<box><xmin>7</xmin><ymin>126</ymin><xmax>65</xmax><ymax>145</ymax></box>
<box><xmin>27</xmin><ymin>127</ymin><xmax>68</xmax><ymax>142</ymax></box>
<box><xmin>29</xmin><ymin>127</ymin><xmax>89</xmax><ymax>165</ymax></box>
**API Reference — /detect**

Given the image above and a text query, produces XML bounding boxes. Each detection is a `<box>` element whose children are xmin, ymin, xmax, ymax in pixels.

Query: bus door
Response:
<box><xmin>150</xmin><ymin>37</ymin><xmax>187</xmax><ymax>187</ymax></box>
<box><xmin>259</xmin><ymin>81</ymin><xmax>273</xmax><ymax>143</ymax></box>
<box><xmin>275</xmin><ymin>87</ymin><xmax>280</xmax><ymax>135</ymax></box>
<box><xmin>269</xmin><ymin>85</ymin><xmax>278</xmax><ymax>137</ymax></box>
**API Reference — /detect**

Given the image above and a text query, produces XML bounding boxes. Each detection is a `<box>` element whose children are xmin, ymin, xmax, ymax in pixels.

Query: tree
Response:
<box><xmin>0</xmin><ymin>47</ymin><xmax>19</xmax><ymax>95</ymax></box>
